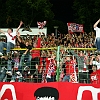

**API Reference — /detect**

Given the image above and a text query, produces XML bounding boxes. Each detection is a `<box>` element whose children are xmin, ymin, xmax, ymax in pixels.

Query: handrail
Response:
<box><xmin>3</xmin><ymin>47</ymin><xmax>97</xmax><ymax>50</ymax></box>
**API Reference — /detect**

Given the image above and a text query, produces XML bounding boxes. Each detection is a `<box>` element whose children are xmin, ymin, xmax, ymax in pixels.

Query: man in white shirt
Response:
<box><xmin>90</xmin><ymin>54</ymin><xmax>100</xmax><ymax>70</ymax></box>
<box><xmin>0</xmin><ymin>21</ymin><xmax>23</xmax><ymax>56</ymax></box>
<box><xmin>94</xmin><ymin>19</ymin><xmax>100</xmax><ymax>51</ymax></box>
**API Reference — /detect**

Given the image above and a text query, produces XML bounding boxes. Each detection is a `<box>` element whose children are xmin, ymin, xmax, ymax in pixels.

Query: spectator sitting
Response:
<box><xmin>0</xmin><ymin>21</ymin><xmax>23</xmax><ymax>57</ymax></box>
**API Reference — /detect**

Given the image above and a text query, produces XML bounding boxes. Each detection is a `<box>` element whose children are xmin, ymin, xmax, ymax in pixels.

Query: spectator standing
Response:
<box><xmin>93</xmin><ymin>19</ymin><xmax>100</xmax><ymax>51</ymax></box>
<box><xmin>17</xmin><ymin>32</ymin><xmax>32</xmax><ymax>73</ymax></box>
<box><xmin>70</xmin><ymin>50</ymin><xmax>90</xmax><ymax>83</ymax></box>
<box><xmin>40</xmin><ymin>51</ymin><xmax>47</xmax><ymax>83</ymax></box>
<box><xmin>62</xmin><ymin>55</ymin><xmax>74</xmax><ymax>82</ymax></box>
<box><xmin>31</xmin><ymin>32</ymin><xmax>41</xmax><ymax>82</ymax></box>
<box><xmin>90</xmin><ymin>65</ymin><xmax>100</xmax><ymax>84</ymax></box>
<box><xmin>46</xmin><ymin>53</ymin><xmax>56</xmax><ymax>82</ymax></box>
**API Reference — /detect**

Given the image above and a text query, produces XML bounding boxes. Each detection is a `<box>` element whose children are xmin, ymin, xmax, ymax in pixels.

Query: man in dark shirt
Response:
<box><xmin>17</xmin><ymin>32</ymin><xmax>32</xmax><ymax>73</ymax></box>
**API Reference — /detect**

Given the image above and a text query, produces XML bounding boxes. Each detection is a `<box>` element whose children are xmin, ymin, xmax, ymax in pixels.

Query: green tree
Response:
<box><xmin>0</xmin><ymin>0</ymin><xmax>7</xmax><ymax>27</ymax></box>
<box><xmin>73</xmin><ymin>0</ymin><xmax>100</xmax><ymax>32</ymax></box>
<box><xmin>4</xmin><ymin>0</ymin><xmax>54</xmax><ymax>27</ymax></box>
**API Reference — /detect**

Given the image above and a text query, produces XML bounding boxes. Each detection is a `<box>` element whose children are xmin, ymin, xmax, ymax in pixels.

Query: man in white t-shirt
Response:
<box><xmin>0</xmin><ymin>21</ymin><xmax>23</xmax><ymax>56</ymax></box>
<box><xmin>90</xmin><ymin>54</ymin><xmax>100</xmax><ymax>70</ymax></box>
<box><xmin>94</xmin><ymin>19</ymin><xmax>100</xmax><ymax>51</ymax></box>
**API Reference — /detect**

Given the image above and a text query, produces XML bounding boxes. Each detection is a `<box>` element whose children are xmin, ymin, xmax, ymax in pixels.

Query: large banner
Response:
<box><xmin>67</xmin><ymin>23</ymin><xmax>84</xmax><ymax>33</ymax></box>
<box><xmin>0</xmin><ymin>82</ymin><xmax>100</xmax><ymax>100</ymax></box>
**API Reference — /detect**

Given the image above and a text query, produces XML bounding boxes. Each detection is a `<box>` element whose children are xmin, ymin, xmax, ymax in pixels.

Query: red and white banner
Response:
<box><xmin>0</xmin><ymin>82</ymin><xmax>100</xmax><ymax>100</ymax></box>
<box><xmin>67</xmin><ymin>23</ymin><xmax>84</xmax><ymax>33</ymax></box>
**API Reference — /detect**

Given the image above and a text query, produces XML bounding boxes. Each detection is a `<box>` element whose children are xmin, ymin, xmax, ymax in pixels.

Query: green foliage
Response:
<box><xmin>0</xmin><ymin>0</ymin><xmax>67</xmax><ymax>35</ymax></box>
<box><xmin>0</xmin><ymin>1</ymin><xmax>6</xmax><ymax>27</ymax></box>
<box><xmin>0</xmin><ymin>0</ymin><xmax>54</xmax><ymax>27</ymax></box>
<box><xmin>73</xmin><ymin>0</ymin><xmax>100</xmax><ymax>32</ymax></box>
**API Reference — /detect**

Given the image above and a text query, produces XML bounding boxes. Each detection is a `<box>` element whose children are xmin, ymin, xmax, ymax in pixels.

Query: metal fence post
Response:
<box><xmin>56</xmin><ymin>46</ymin><xmax>60</xmax><ymax>82</ymax></box>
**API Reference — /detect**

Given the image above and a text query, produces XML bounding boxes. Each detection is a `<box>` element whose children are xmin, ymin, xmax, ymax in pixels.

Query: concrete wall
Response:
<box><xmin>0</xmin><ymin>27</ymin><xmax>47</xmax><ymax>36</ymax></box>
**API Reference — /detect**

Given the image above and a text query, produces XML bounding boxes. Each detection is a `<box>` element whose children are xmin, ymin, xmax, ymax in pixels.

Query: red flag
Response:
<box><xmin>67</xmin><ymin>23</ymin><xmax>84</xmax><ymax>33</ymax></box>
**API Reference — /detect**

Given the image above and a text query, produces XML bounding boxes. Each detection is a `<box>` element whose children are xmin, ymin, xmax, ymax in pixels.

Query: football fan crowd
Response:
<box><xmin>0</xmin><ymin>20</ymin><xmax>100</xmax><ymax>84</ymax></box>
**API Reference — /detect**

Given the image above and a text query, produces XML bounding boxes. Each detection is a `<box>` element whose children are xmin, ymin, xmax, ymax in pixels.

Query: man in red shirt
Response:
<box><xmin>31</xmin><ymin>32</ymin><xmax>41</xmax><ymax>82</ymax></box>
<box><xmin>63</xmin><ymin>55</ymin><xmax>74</xmax><ymax>82</ymax></box>
<box><xmin>90</xmin><ymin>65</ymin><xmax>100</xmax><ymax>84</ymax></box>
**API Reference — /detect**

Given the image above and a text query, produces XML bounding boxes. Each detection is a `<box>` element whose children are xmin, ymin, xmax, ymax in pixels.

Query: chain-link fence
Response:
<box><xmin>0</xmin><ymin>47</ymin><xmax>100</xmax><ymax>84</ymax></box>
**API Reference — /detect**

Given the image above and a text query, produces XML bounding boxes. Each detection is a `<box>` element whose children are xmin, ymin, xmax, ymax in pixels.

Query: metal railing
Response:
<box><xmin>0</xmin><ymin>47</ymin><xmax>98</xmax><ymax>84</ymax></box>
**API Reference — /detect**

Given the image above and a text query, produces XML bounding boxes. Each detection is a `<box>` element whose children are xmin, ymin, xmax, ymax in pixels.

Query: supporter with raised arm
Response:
<box><xmin>69</xmin><ymin>50</ymin><xmax>90</xmax><ymax>83</ymax></box>
<box><xmin>17</xmin><ymin>32</ymin><xmax>32</xmax><ymax>73</ymax></box>
<box><xmin>0</xmin><ymin>21</ymin><xmax>23</xmax><ymax>56</ymax></box>
<box><xmin>94</xmin><ymin>19</ymin><xmax>100</xmax><ymax>51</ymax></box>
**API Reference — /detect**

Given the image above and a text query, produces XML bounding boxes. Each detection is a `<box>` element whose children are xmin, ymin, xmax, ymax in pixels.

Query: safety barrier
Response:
<box><xmin>0</xmin><ymin>47</ymin><xmax>98</xmax><ymax>83</ymax></box>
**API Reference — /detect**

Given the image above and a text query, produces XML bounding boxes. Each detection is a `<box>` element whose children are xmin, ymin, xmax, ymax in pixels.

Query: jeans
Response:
<box><xmin>95</xmin><ymin>37</ymin><xmax>100</xmax><ymax>51</ymax></box>
<box><xmin>0</xmin><ymin>67</ymin><xmax>7</xmax><ymax>82</ymax></box>
<box><xmin>19</xmin><ymin>54</ymin><xmax>32</xmax><ymax>72</ymax></box>
<box><xmin>0</xmin><ymin>42</ymin><xmax>14</xmax><ymax>53</ymax></box>
<box><xmin>63</xmin><ymin>75</ymin><xmax>70</xmax><ymax>82</ymax></box>
<box><xmin>7</xmin><ymin>59</ymin><xmax>12</xmax><ymax>71</ymax></box>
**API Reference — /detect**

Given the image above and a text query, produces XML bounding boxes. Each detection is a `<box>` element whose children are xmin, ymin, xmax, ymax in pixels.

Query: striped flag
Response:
<box><xmin>70</xmin><ymin>56</ymin><xmax>78</xmax><ymax>83</ymax></box>
<box><xmin>70</xmin><ymin>72</ymin><xmax>78</xmax><ymax>83</ymax></box>
<box><xmin>41</xmin><ymin>68</ymin><xmax>47</xmax><ymax>83</ymax></box>
<box><xmin>37</xmin><ymin>21</ymin><xmax>47</xmax><ymax>29</ymax></box>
